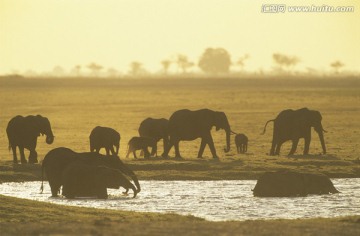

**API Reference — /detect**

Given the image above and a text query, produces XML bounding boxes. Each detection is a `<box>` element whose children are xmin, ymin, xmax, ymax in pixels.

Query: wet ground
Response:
<box><xmin>0</xmin><ymin>179</ymin><xmax>359</xmax><ymax>221</ymax></box>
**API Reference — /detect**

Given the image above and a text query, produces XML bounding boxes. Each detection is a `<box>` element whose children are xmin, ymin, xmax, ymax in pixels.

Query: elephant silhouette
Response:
<box><xmin>162</xmin><ymin>109</ymin><xmax>234</xmax><ymax>159</ymax></box>
<box><xmin>235</xmin><ymin>133</ymin><xmax>248</xmax><ymax>154</ymax></box>
<box><xmin>89</xmin><ymin>126</ymin><xmax>120</xmax><ymax>155</ymax></box>
<box><xmin>41</xmin><ymin>147</ymin><xmax>140</xmax><ymax>197</ymax></box>
<box><xmin>138</xmin><ymin>118</ymin><xmax>169</xmax><ymax>157</ymax></box>
<box><xmin>262</xmin><ymin>108</ymin><xmax>327</xmax><ymax>156</ymax></box>
<box><xmin>126</xmin><ymin>136</ymin><xmax>157</xmax><ymax>159</ymax></box>
<box><xmin>6</xmin><ymin>115</ymin><xmax>54</xmax><ymax>164</ymax></box>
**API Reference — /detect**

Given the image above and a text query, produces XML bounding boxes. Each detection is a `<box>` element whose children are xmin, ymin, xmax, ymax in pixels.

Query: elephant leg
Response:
<box><xmin>236</xmin><ymin>145</ymin><xmax>239</xmax><ymax>154</ymax></box>
<box><xmin>133</xmin><ymin>151</ymin><xmax>137</xmax><ymax>159</ymax></box>
<box><xmin>28</xmin><ymin>150</ymin><xmax>38</xmax><ymax>164</ymax></box>
<box><xmin>126</xmin><ymin>150</ymin><xmax>130</xmax><ymax>158</ymax></box>
<box><xmin>304</xmin><ymin>139</ymin><xmax>310</xmax><ymax>155</ymax></box>
<box><xmin>144</xmin><ymin>148</ymin><xmax>150</xmax><ymax>158</ymax></box>
<box><xmin>275</xmin><ymin>141</ymin><xmax>283</xmax><ymax>155</ymax></box>
<box><xmin>151</xmin><ymin>144</ymin><xmax>157</xmax><ymax>157</ymax></box>
<box><xmin>95</xmin><ymin>147</ymin><xmax>100</xmax><ymax>153</ymax></box>
<box><xmin>174</xmin><ymin>140</ymin><xmax>182</xmax><ymax>158</ymax></box>
<box><xmin>11</xmin><ymin>146</ymin><xmax>18</xmax><ymax>164</ymax></box>
<box><xmin>270</xmin><ymin>140</ymin><xmax>277</xmax><ymax>156</ymax></box>
<box><xmin>245</xmin><ymin>144</ymin><xmax>248</xmax><ymax>153</ymax></box>
<box><xmin>19</xmin><ymin>146</ymin><xmax>27</xmax><ymax>164</ymax></box>
<box><xmin>110</xmin><ymin>146</ymin><xmax>116</xmax><ymax>156</ymax></box>
<box><xmin>289</xmin><ymin>139</ymin><xmax>299</xmax><ymax>155</ymax></box>
<box><xmin>197</xmin><ymin>138</ymin><xmax>207</xmax><ymax>158</ymax></box>
<box><xmin>206</xmin><ymin>134</ymin><xmax>218</xmax><ymax>159</ymax></box>
<box><xmin>97</xmin><ymin>187</ymin><xmax>108</xmax><ymax>199</ymax></box>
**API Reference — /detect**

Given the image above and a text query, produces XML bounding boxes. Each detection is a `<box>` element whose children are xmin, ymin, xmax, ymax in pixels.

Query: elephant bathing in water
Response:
<box><xmin>6</xmin><ymin>115</ymin><xmax>54</xmax><ymax>164</ymax></box>
<box><xmin>41</xmin><ymin>147</ymin><xmax>140</xmax><ymax>197</ymax></box>
<box><xmin>162</xmin><ymin>109</ymin><xmax>234</xmax><ymax>159</ymax></box>
<box><xmin>262</xmin><ymin>108</ymin><xmax>327</xmax><ymax>156</ymax></box>
<box><xmin>62</xmin><ymin>162</ymin><xmax>137</xmax><ymax>199</ymax></box>
<box><xmin>138</xmin><ymin>118</ymin><xmax>169</xmax><ymax>156</ymax></box>
<box><xmin>89</xmin><ymin>126</ymin><xmax>120</xmax><ymax>155</ymax></box>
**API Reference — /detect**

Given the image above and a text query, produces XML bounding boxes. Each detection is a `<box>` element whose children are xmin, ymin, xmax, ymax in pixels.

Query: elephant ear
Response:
<box><xmin>34</xmin><ymin>115</ymin><xmax>45</xmax><ymax>136</ymax></box>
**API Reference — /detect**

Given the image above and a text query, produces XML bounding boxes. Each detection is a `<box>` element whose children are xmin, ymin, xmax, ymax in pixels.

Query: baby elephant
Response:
<box><xmin>62</xmin><ymin>162</ymin><xmax>137</xmax><ymax>199</ymax></box>
<box><xmin>235</xmin><ymin>133</ymin><xmax>248</xmax><ymax>154</ymax></box>
<box><xmin>126</xmin><ymin>136</ymin><xmax>156</xmax><ymax>159</ymax></box>
<box><xmin>89</xmin><ymin>126</ymin><xmax>120</xmax><ymax>156</ymax></box>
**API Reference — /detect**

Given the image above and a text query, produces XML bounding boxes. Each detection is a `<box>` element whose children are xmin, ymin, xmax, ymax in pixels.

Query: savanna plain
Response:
<box><xmin>0</xmin><ymin>77</ymin><xmax>359</xmax><ymax>235</ymax></box>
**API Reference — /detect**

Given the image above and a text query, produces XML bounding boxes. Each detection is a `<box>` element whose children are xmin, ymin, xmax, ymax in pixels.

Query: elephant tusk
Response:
<box><xmin>230</xmin><ymin>130</ymin><xmax>237</xmax><ymax>135</ymax></box>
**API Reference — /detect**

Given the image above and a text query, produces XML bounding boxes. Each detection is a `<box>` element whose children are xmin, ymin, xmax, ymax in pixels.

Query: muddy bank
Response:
<box><xmin>0</xmin><ymin>194</ymin><xmax>359</xmax><ymax>236</ymax></box>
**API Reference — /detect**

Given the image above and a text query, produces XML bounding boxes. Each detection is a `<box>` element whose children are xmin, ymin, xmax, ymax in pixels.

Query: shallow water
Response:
<box><xmin>0</xmin><ymin>179</ymin><xmax>359</xmax><ymax>221</ymax></box>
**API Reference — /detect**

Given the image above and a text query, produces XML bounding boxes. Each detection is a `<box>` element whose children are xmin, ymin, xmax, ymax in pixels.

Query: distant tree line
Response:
<box><xmin>9</xmin><ymin>47</ymin><xmax>350</xmax><ymax>78</ymax></box>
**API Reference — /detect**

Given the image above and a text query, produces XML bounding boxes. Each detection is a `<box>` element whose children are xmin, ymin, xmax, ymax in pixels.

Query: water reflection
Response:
<box><xmin>0</xmin><ymin>179</ymin><xmax>359</xmax><ymax>221</ymax></box>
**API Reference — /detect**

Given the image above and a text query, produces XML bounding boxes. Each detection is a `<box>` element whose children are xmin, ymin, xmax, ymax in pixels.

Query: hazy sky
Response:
<box><xmin>0</xmin><ymin>0</ymin><xmax>359</xmax><ymax>74</ymax></box>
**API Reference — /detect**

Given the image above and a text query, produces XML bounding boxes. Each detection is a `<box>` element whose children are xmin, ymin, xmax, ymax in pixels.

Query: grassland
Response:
<box><xmin>0</xmin><ymin>77</ymin><xmax>359</xmax><ymax>235</ymax></box>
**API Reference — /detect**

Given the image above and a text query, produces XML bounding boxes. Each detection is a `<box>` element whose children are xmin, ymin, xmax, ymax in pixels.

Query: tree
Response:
<box><xmin>161</xmin><ymin>59</ymin><xmax>171</xmax><ymax>74</ymax></box>
<box><xmin>330</xmin><ymin>61</ymin><xmax>344</xmax><ymax>74</ymax></box>
<box><xmin>107</xmin><ymin>68</ymin><xmax>119</xmax><ymax>78</ymax></box>
<box><xmin>236</xmin><ymin>54</ymin><xmax>250</xmax><ymax>71</ymax></box>
<box><xmin>272</xmin><ymin>53</ymin><xmax>300</xmax><ymax>72</ymax></box>
<box><xmin>129</xmin><ymin>61</ymin><xmax>143</xmax><ymax>76</ymax></box>
<box><xmin>87</xmin><ymin>63</ymin><xmax>103</xmax><ymax>77</ymax></box>
<box><xmin>52</xmin><ymin>66</ymin><xmax>65</xmax><ymax>77</ymax></box>
<box><xmin>198</xmin><ymin>48</ymin><xmax>231</xmax><ymax>74</ymax></box>
<box><xmin>72</xmin><ymin>65</ymin><xmax>81</xmax><ymax>77</ymax></box>
<box><xmin>176</xmin><ymin>54</ymin><xmax>194</xmax><ymax>74</ymax></box>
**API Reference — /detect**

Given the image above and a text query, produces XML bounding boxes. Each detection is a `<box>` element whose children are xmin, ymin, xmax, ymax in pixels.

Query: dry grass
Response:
<box><xmin>0</xmin><ymin>78</ymin><xmax>359</xmax><ymax>180</ymax></box>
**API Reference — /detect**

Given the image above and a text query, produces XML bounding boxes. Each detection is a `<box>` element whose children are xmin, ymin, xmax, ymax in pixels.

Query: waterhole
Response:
<box><xmin>0</xmin><ymin>179</ymin><xmax>359</xmax><ymax>221</ymax></box>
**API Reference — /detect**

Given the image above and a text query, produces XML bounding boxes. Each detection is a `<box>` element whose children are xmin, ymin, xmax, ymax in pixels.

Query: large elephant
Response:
<box><xmin>41</xmin><ymin>147</ymin><xmax>140</xmax><ymax>197</ymax></box>
<box><xmin>262</xmin><ymin>108</ymin><xmax>327</xmax><ymax>156</ymax></box>
<box><xmin>6</xmin><ymin>115</ymin><xmax>54</xmax><ymax>164</ymax></box>
<box><xmin>62</xmin><ymin>162</ymin><xmax>137</xmax><ymax>199</ymax></box>
<box><xmin>89</xmin><ymin>126</ymin><xmax>120</xmax><ymax>155</ymax></box>
<box><xmin>138</xmin><ymin>118</ymin><xmax>169</xmax><ymax>156</ymax></box>
<box><xmin>162</xmin><ymin>109</ymin><xmax>233</xmax><ymax>159</ymax></box>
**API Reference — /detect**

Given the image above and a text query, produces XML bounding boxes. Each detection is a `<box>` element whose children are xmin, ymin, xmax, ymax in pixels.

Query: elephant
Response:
<box><xmin>6</xmin><ymin>115</ymin><xmax>54</xmax><ymax>164</ymax></box>
<box><xmin>62</xmin><ymin>162</ymin><xmax>137</xmax><ymax>199</ymax></box>
<box><xmin>235</xmin><ymin>133</ymin><xmax>248</xmax><ymax>154</ymax></box>
<box><xmin>262</xmin><ymin>108</ymin><xmax>327</xmax><ymax>156</ymax></box>
<box><xmin>89</xmin><ymin>126</ymin><xmax>120</xmax><ymax>155</ymax></box>
<box><xmin>162</xmin><ymin>109</ymin><xmax>234</xmax><ymax>159</ymax></box>
<box><xmin>126</xmin><ymin>136</ymin><xmax>157</xmax><ymax>159</ymax></box>
<box><xmin>138</xmin><ymin>118</ymin><xmax>169</xmax><ymax>156</ymax></box>
<box><xmin>252</xmin><ymin>170</ymin><xmax>340</xmax><ymax>197</ymax></box>
<box><xmin>41</xmin><ymin>147</ymin><xmax>140</xmax><ymax>197</ymax></box>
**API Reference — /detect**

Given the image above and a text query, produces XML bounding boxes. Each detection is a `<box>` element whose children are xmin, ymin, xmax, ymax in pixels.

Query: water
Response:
<box><xmin>0</xmin><ymin>179</ymin><xmax>359</xmax><ymax>221</ymax></box>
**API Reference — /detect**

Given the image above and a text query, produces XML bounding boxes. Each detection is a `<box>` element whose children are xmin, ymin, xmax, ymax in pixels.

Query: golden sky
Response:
<box><xmin>0</xmin><ymin>0</ymin><xmax>359</xmax><ymax>74</ymax></box>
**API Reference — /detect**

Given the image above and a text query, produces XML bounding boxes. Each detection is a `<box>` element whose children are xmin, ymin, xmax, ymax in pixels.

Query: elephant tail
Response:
<box><xmin>261</xmin><ymin>119</ymin><xmax>275</xmax><ymax>135</ymax></box>
<box><xmin>40</xmin><ymin>163</ymin><xmax>45</xmax><ymax>194</ymax></box>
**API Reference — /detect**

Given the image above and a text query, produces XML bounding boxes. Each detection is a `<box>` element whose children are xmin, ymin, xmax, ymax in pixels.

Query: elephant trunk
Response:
<box><xmin>315</xmin><ymin>124</ymin><xmax>326</xmax><ymax>154</ymax></box>
<box><xmin>46</xmin><ymin>133</ymin><xmax>54</xmax><ymax>144</ymax></box>
<box><xmin>224</xmin><ymin>127</ymin><xmax>231</xmax><ymax>153</ymax></box>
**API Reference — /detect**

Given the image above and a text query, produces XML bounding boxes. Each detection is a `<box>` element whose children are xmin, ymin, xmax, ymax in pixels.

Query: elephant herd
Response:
<box><xmin>6</xmin><ymin>108</ymin><xmax>327</xmax><ymax>164</ymax></box>
<box><xmin>5</xmin><ymin>107</ymin><xmax>327</xmax><ymax>199</ymax></box>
